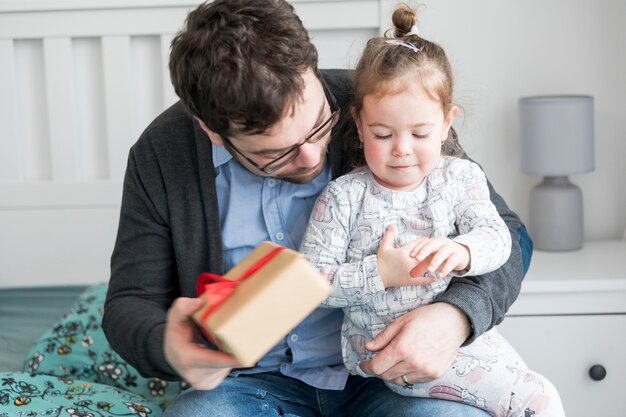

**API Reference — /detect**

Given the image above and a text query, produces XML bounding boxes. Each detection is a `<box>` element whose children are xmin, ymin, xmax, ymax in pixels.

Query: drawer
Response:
<box><xmin>497</xmin><ymin>314</ymin><xmax>625</xmax><ymax>417</ymax></box>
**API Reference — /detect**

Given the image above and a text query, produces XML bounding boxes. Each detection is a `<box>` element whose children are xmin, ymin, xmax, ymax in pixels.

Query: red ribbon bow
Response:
<box><xmin>196</xmin><ymin>246</ymin><xmax>285</xmax><ymax>345</ymax></box>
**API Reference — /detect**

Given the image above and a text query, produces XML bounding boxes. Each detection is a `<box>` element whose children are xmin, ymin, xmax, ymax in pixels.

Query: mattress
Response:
<box><xmin>0</xmin><ymin>285</ymin><xmax>88</xmax><ymax>371</ymax></box>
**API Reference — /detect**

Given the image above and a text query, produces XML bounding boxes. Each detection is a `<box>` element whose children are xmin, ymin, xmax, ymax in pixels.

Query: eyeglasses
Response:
<box><xmin>220</xmin><ymin>76</ymin><xmax>340</xmax><ymax>175</ymax></box>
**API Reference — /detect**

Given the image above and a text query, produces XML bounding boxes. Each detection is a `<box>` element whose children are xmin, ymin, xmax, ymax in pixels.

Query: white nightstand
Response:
<box><xmin>497</xmin><ymin>240</ymin><xmax>626</xmax><ymax>417</ymax></box>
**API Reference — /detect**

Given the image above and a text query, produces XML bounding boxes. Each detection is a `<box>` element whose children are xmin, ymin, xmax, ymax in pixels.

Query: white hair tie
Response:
<box><xmin>385</xmin><ymin>39</ymin><xmax>420</xmax><ymax>53</ymax></box>
<box><xmin>406</xmin><ymin>24</ymin><xmax>419</xmax><ymax>36</ymax></box>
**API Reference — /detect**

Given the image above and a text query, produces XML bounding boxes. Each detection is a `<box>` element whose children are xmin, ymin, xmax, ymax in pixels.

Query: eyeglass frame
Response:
<box><xmin>218</xmin><ymin>74</ymin><xmax>340</xmax><ymax>175</ymax></box>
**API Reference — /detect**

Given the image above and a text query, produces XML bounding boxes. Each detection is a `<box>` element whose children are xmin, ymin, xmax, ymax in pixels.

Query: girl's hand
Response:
<box><xmin>377</xmin><ymin>226</ymin><xmax>435</xmax><ymax>288</ymax></box>
<box><xmin>409</xmin><ymin>237</ymin><xmax>470</xmax><ymax>277</ymax></box>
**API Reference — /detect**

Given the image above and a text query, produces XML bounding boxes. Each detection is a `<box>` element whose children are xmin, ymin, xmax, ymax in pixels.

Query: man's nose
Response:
<box><xmin>294</xmin><ymin>139</ymin><xmax>324</xmax><ymax>167</ymax></box>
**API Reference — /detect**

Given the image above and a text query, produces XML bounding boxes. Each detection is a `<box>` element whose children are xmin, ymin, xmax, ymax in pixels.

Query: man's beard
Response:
<box><xmin>274</xmin><ymin>152</ymin><xmax>327</xmax><ymax>184</ymax></box>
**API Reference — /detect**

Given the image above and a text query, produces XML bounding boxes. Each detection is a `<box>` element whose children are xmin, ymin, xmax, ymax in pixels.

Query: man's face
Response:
<box><xmin>216</xmin><ymin>69</ymin><xmax>334</xmax><ymax>184</ymax></box>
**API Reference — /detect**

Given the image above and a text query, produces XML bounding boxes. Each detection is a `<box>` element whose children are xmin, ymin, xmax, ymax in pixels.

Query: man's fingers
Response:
<box><xmin>189</xmin><ymin>368</ymin><xmax>232</xmax><ymax>391</ymax></box>
<box><xmin>362</xmin><ymin>317</ymin><xmax>406</xmax><ymax>375</ymax></box>
<box><xmin>163</xmin><ymin>296</ymin><xmax>244</xmax><ymax>392</ymax></box>
<box><xmin>360</xmin><ymin>342</ymin><xmax>398</xmax><ymax>377</ymax></box>
<box><xmin>168</xmin><ymin>297</ymin><xmax>203</xmax><ymax>323</ymax></box>
<box><xmin>365</xmin><ymin>317</ymin><xmax>401</xmax><ymax>352</ymax></box>
<box><xmin>184</xmin><ymin>345</ymin><xmax>242</xmax><ymax>369</ymax></box>
<box><xmin>167</xmin><ymin>298</ymin><xmax>243</xmax><ymax>368</ymax></box>
<box><xmin>393</xmin><ymin>370</ymin><xmax>439</xmax><ymax>386</ymax></box>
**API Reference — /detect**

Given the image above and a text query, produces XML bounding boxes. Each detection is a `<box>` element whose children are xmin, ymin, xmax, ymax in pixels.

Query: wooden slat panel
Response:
<box><xmin>102</xmin><ymin>35</ymin><xmax>132</xmax><ymax>180</ymax></box>
<box><xmin>0</xmin><ymin>40</ymin><xmax>20</xmax><ymax>181</ymax></box>
<box><xmin>15</xmin><ymin>39</ymin><xmax>52</xmax><ymax>180</ymax></box>
<box><xmin>0</xmin><ymin>0</ymin><xmax>199</xmax><ymax>13</ymax></box>
<box><xmin>43</xmin><ymin>37</ymin><xmax>77</xmax><ymax>180</ymax></box>
<box><xmin>130</xmin><ymin>35</ymin><xmax>163</xmax><ymax>140</ymax></box>
<box><xmin>160</xmin><ymin>33</ymin><xmax>178</xmax><ymax>109</ymax></box>
<box><xmin>0</xmin><ymin>2</ymin><xmax>377</xmax><ymax>41</ymax></box>
<box><xmin>0</xmin><ymin>0</ymin><xmax>348</xmax><ymax>14</ymax></box>
<box><xmin>0</xmin><ymin>7</ymin><xmax>191</xmax><ymax>39</ymax></box>
<box><xmin>73</xmin><ymin>37</ymin><xmax>109</xmax><ymax>180</ymax></box>
<box><xmin>0</xmin><ymin>0</ymin><xmax>352</xmax><ymax>12</ymax></box>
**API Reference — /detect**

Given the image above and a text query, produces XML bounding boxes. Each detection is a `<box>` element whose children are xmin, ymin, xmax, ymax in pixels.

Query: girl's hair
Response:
<box><xmin>352</xmin><ymin>3</ymin><xmax>463</xmax><ymax>159</ymax></box>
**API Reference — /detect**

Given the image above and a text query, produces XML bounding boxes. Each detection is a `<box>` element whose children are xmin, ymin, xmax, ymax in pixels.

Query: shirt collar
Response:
<box><xmin>212</xmin><ymin>143</ymin><xmax>233</xmax><ymax>168</ymax></box>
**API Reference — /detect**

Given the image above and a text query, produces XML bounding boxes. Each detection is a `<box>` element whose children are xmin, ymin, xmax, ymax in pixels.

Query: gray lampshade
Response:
<box><xmin>519</xmin><ymin>95</ymin><xmax>594</xmax><ymax>175</ymax></box>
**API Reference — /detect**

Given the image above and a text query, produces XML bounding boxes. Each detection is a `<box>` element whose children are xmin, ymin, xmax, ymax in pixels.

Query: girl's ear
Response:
<box><xmin>442</xmin><ymin>106</ymin><xmax>459</xmax><ymax>142</ymax></box>
<box><xmin>195</xmin><ymin>117</ymin><xmax>224</xmax><ymax>146</ymax></box>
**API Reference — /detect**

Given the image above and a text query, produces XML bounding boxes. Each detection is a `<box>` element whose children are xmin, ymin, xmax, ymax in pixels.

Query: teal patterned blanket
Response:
<box><xmin>0</xmin><ymin>285</ymin><xmax>184</xmax><ymax>417</ymax></box>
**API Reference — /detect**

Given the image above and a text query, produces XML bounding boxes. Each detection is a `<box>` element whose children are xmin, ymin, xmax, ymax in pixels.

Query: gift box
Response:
<box><xmin>192</xmin><ymin>241</ymin><xmax>331</xmax><ymax>367</ymax></box>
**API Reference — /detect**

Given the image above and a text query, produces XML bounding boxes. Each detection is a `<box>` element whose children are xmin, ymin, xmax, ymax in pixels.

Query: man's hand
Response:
<box><xmin>358</xmin><ymin>302</ymin><xmax>470</xmax><ymax>386</ymax></box>
<box><xmin>164</xmin><ymin>297</ymin><xmax>242</xmax><ymax>390</ymax></box>
<box><xmin>377</xmin><ymin>226</ymin><xmax>435</xmax><ymax>288</ymax></box>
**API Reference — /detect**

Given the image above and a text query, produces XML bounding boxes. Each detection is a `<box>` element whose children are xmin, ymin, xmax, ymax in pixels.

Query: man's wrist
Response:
<box><xmin>435</xmin><ymin>302</ymin><xmax>471</xmax><ymax>346</ymax></box>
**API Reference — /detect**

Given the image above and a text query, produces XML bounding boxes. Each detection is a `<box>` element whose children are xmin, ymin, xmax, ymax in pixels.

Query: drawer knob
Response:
<box><xmin>589</xmin><ymin>364</ymin><xmax>607</xmax><ymax>381</ymax></box>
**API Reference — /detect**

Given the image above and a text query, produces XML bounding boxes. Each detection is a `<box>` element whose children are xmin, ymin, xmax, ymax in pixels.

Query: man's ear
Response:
<box><xmin>195</xmin><ymin>117</ymin><xmax>224</xmax><ymax>146</ymax></box>
<box><xmin>442</xmin><ymin>106</ymin><xmax>459</xmax><ymax>142</ymax></box>
<box><xmin>351</xmin><ymin>107</ymin><xmax>364</xmax><ymax>143</ymax></box>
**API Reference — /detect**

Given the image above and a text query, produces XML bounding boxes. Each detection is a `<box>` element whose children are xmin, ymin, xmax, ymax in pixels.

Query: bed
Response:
<box><xmin>0</xmin><ymin>284</ymin><xmax>186</xmax><ymax>415</ymax></box>
<box><xmin>0</xmin><ymin>1</ymin><xmax>390</xmax><ymax>414</ymax></box>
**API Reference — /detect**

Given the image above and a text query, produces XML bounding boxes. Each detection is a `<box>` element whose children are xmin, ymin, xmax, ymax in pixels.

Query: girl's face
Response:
<box><xmin>356</xmin><ymin>82</ymin><xmax>457</xmax><ymax>191</ymax></box>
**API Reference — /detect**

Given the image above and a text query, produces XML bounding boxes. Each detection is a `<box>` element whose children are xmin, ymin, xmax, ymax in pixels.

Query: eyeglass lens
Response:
<box><xmin>261</xmin><ymin>110</ymin><xmax>339</xmax><ymax>174</ymax></box>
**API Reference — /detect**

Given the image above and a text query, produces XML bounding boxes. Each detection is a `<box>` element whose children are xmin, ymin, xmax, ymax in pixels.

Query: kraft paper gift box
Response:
<box><xmin>192</xmin><ymin>241</ymin><xmax>331</xmax><ymax>367</ymax></box>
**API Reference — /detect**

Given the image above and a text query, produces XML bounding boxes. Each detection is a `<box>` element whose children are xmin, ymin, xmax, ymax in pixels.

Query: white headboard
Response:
<box><xmin>0</xmin><ymin>0</ymin><xmax>393</xmax><ymax>288</ymax></box>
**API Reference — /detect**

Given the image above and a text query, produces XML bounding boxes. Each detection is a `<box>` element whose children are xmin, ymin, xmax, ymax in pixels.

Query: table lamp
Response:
<box><xmin>519</xmin><ymin>95</ymin><xmax>594</xmax><ymax>251</ymax></box>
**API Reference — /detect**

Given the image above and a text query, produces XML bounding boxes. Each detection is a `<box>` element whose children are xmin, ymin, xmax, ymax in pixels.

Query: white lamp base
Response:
<box><xmin>529</xmin><ymin>176</ymin><xmax>583</xmax><ymax>251</ymax></box>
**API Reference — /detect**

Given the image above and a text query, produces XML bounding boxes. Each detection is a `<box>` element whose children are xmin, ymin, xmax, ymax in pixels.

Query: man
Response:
<box><xmin>103</xmin><ymin>1</ymin><xmax>531</xmax><ymax>415</ymax></box>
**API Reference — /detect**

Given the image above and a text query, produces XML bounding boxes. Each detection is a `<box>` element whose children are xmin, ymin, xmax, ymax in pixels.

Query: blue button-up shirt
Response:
<box><xmin>212</xmin><ymin>144</ymin><xmax>348</xmax><ymax>390</ymax></box>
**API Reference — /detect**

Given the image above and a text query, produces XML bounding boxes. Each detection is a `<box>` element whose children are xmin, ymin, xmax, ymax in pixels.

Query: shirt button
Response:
<box><xmin>275</xmin><ymin>232</ymin><xmax>284</xmax><ymax>241</ymax></box>
<box><xmin>267</xmin><ymin>179</ymin><xmax>276</xmax><ymax>187</ymax></box>
<box><xmin>290</xmin><ymin>334</ymin><xmax>299</xmax><ymax>342</ymax></box>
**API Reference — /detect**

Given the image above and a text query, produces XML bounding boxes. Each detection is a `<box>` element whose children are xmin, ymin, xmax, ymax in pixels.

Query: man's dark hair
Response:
<box><xmin>170</xmin><ymin>0</ymin><xmax>319</xmax><ymax>137</ymax></box>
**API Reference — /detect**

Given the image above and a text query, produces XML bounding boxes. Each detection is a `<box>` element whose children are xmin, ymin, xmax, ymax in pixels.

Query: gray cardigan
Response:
<box><xmin>103</xmin><ymin>69</ymin><xmax>530</xmax><ymax>379</ymax></box>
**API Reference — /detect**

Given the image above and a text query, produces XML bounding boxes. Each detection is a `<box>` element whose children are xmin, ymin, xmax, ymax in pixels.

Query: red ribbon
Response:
<box><xmin>196</xmin><ymin>246</ymin><xmax>285</xmax><ymax>345</ymax></box>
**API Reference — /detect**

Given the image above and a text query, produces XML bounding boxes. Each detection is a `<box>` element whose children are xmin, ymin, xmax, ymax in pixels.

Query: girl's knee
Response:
<box><xmin>513</xmin><ymin>374</ymin><xmax>565</xmax><ymax>417</ymax></box>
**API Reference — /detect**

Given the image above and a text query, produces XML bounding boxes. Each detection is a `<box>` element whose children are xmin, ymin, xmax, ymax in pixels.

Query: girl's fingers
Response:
<box><xmin>413</xmin><ymin>239</ymin><xmax>440</xmax><ymax>262</ymax></box>
<box><xmin>426</xmin><ymin>244</ymin><xmax>452</xmax><ymax>272</ymax></box>
<box><xmin>438</xmin><ymin>256</ymin><xmax>459</xmax><ymax>277</ymax></box>
<box><xmin>408</xmin><ymin>273</ymin><xmax>436</xmax><ymax>285</ymax></box>
<box><xmin>409</xmin><ymin>237</ymin><xmax>428</xmax><ymax>258</ymax></box>
<box><xmin>379</xmin><ymin>225</ymin><xmax>397</xmax><ymax>252</ymax></box>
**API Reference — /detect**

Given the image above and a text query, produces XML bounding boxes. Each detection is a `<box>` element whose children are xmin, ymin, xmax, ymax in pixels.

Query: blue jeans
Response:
<box><xmin>163</xmin><ymin>372</ymin><xmax>490</xmax><ymax>417</ymax></box>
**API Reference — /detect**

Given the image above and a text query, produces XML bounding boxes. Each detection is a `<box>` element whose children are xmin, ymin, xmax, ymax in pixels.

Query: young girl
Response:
<box><xmin>300</xmin><ymin>4</ymin><xmax>564</xmax><ymax>417</ymax></box>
